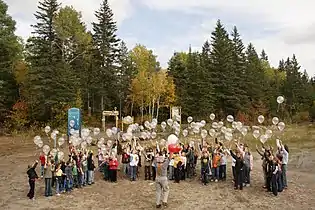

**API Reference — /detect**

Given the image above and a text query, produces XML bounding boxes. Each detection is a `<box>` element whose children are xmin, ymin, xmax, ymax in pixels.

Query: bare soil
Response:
<box><xmin>1</xmin><ymin>136</ymin><xmax>315</xmax><ymax>210</ymax></box>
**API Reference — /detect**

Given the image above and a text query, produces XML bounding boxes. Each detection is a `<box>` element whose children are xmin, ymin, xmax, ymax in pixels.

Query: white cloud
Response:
<box><xmin>5</xmin><ymin>0</ymin><xmax>134</xmax><ymax>39</ymax></box>
<box><xmin>140</xmin><ymin>0</ymin><xmax>315</xmax><ymax>75</ymax></box>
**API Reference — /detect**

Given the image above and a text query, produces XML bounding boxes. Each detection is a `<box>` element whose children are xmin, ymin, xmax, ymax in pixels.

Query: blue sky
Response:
<box><xmin>5</xmin><ymin>0</ymin><xmax>315</xmax><ymax>75</ymax></box>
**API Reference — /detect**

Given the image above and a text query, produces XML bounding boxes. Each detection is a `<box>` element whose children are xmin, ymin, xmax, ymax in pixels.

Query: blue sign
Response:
<box><xmin>68</xmin><ymin>108</ymin><xmax>81</xmax><ymax>136</ymax></box>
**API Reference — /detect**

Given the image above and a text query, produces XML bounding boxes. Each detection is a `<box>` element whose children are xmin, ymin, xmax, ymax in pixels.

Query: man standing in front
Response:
<box><xmin>154</xmin><ymin>152</ymin><xmax>172</xmax><ymax>208</ymax></box>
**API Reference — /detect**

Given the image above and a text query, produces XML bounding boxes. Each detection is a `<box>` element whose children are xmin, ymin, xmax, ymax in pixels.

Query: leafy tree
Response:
<box><xmin>0</xmin><ymin>0</ymin><xmax>22</xmax><ymax>121</ymax></box>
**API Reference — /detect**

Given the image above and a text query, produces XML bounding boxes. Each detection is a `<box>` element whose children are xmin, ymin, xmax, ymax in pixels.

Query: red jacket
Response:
<box><xmin>109</xmin><ymin>159</ymin><xmax>119</xmax><ymax>170</ymax></box>
<box><xmin>39</xmin><ymin>155</ymin><xmax>46</xmax><ymax>166</ymax></box>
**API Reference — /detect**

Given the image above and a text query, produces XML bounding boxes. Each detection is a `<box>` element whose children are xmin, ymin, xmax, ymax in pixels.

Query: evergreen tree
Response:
<box><xmin>168</xmin><ymin>52</ymin><xmax>189</xmax><ymax>111</ymax></box>
<box><xmin>245</xmin><ymin>43</ymin><xmax>267</xmax><ymax>117</ymax></box>
<box><xmin>0</xmin><ymin>0</ymin><xmax>21</xmax><ymax>120</ymax></box>
<box><xmin>117</xmin><ymin>41</ymin><xmax>134</xmax><ymax>116</ymax></box>
<box><xmin>209</xmin><ymin>20</ymin><xmax>236</xmax><ymax>116</ymax></box>
<box><xmin>92</xmin><ymin>0</ymin><xmax>120</xmax><ymax>111</ymax></box>
<box><xmin>230</xmin><ymin>26</ymin><xmax>249</xmax><ymax>112</ymax></box>
<box><xmin>260</xmin><ymin>49</ymin><xmax>268</xmax><ymax>61</ymax></box>
<box><xmin>25</xmin><ymin>0</ymin><xmax>60</xmax><ymax>121</ymax></box>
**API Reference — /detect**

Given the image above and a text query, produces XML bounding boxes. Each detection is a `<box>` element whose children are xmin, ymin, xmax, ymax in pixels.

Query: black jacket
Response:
<box><xmin>230</xmin><ymin>150</ymin><xmax>244</xmax><ymax>171</ymax></box>
<box><xmin>27</xmin><ymin>162</ymin><xmax>39</xmax><ymax>179</ymax></box>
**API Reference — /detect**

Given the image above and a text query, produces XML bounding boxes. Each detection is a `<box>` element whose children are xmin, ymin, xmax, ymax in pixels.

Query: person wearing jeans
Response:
<box><xmin>243</xmin><ymin>148</ymin><xmax>253</xmax><ymax>186</ymax></box>
<box><xmin>277</xmin><ymin>141</ymin><xmax>289</xmax><ymax>189</ymax></box>
<box><xmin>44</xmin><ymin>160</ymin><xmax>53</xmax><ymax>197</ymax></box>
<box><xmin>129</xmin><ymin>150</ymin><xmax>139</xmax><ymax>181</ymax></box>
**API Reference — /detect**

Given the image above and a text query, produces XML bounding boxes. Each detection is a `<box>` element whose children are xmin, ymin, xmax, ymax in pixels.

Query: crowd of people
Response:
<box><xmin>26</xmin><ymin>137</ymin><xmax>289</xmax><ymax>208</ymax></box>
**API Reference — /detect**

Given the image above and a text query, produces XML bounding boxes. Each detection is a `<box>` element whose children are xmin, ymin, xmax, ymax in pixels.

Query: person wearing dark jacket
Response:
<box><xmin>27</xmin><ymin>160</ymin><xmax>39</xmax><ymax>200</ymax></box>
<box><xmin>87</xmin><ymin>152</ymin><xmax>95</xmax><ymax>185</ymax></box>
<box><xmin>230</xmin><ymin>150</ymin><xmax>245</xmax><ymax>190</ymax></box>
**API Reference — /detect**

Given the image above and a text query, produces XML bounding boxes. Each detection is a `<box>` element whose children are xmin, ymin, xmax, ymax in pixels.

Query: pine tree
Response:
<box><xmin>117</xmin><ymin>41</ymin><xmax>134</xmax><ymax>116</ymax></box>
<box><xmin>260</xmin><ymin>49</ymin><xmax>268</xmax><ymax>61</ymax></box>
<box><xmin>245</xmin><ymin>43</ymin><xmax>266</xmax><ymax>117</ymax></box>
<box><xmin>168</xmin><ymin>51</ymin><xmax>189</xmax><ymax>112</ymax></box>
<box><xmin>230</xmin><ymin>26</ymin><xmax>249</xmax><ymax>112</ymax></box>
<box><xmin>209</xmin><ymin>20</ymin><xmax>236</xmax><ymax>116</ymax></box>
<box><xmin>25</xmin><ymin>0</ymin><xmax>60</xmax><ymax>121</ymax></box>
<box><xmin>0</xmin><ymin>0</ymin><xmax>21</xmax><ymax>120</ymax></box>
<box><xmin>92</xmin><ymin>0</ymin><xmax>120</xmax><ymax>111</ymax></box>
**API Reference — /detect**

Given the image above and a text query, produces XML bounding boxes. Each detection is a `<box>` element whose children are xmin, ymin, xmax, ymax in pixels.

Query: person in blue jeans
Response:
<box><xmin>44</xmin><ymin>160</ymin><xmax>54</xmax><ymax>197</ymax></box>
<box><xmin>129</xmin><ymin>150</ymin><xmax>139</xmax><ymax>181</ymax></box>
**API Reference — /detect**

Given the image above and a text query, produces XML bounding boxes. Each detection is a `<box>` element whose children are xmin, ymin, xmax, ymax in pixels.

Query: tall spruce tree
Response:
<box><xmin>117</xmin><ymin>41</ymin><xmax>134</xmax><ymax>116</ymax></box>
<box><xmin>230</xmin><ymin>26</ymin><xmax>249</xmax><ymax>112</ymax></box>
<box><xmin>0</xmin><ymin>0</ymin><xmax>21</xmax><ymax>120</ymax></box>
<box><xmin>209</xmin><ymin>20</ymin><xmax>237</xmax><ymax>116</ymax></box>
<box><xmin>245</xmin><ymin>43</ymin><xmax>267</xmax><ymax>117</ymax></box>
<box><xmin>25</xmin><ymin>0</ymin><xmax>60</xmax><ymax>121</ymax></box>
<box><xmin>168</xmin><ymin>52</ymin><xmax>189</xmax><ymax>111</ymax></box>
<box><xmin>92</xmin><ymin>0</ymin><xmax>120</xmax><ymax>111</ymax></box>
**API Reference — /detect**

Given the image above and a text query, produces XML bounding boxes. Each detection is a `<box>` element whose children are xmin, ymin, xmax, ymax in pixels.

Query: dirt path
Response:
<box><xmin>0</xmin><ymin>136</ymin><xmax>315</xmax><ymax>210</ymax></box>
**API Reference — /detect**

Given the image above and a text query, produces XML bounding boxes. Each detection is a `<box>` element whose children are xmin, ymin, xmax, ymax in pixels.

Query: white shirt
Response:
<box><xmin>129</xmin><ymin>154</ymin><xmax>139</xmax><ymax>166</ymax></box>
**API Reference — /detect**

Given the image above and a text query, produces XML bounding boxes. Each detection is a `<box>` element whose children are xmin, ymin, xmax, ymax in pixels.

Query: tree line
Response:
<box><xmin>0</xmin><ymin>0</ymin><xmax>314</xmax><ymax>132</ymax></box>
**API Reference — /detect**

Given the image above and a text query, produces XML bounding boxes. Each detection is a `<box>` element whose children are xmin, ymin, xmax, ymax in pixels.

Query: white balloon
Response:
<box><xmin>81</xmin><ymin>141</ymin><xmax>87</xmax><ymax>149</ymax></box>
<box><xmin>212</xmin><ymin>122</ymin><xmax>218</xmax><ymax>129</ymax></box>
<box><xmin>200</xmin><ymin>120</ymin><xmax>206</xmax><ymax>127</ymax></box>
<box><xmin>93</xmin><ymin>128</ymin><xmax>100</xmax><ymax>136</ymax></box>
<box><xmin>187</xmin><ymin>116</ymin><xmax>193</xmax><ymax>123</ymax></box>
<box><xmin>232</xmin><ymin>121</ymin><xmax>237</xmax><ymax>129</ymax></box>
<box><xmin>258</xmin><ymin>115</ymin><xmax>265</xmax><ymax>124</ymax></box>
<box><xmin>50</xmin><ymin>148</ymin><xmax>57</xmax><ymax>157</ymax></box>
<box><xmin>69</xmin><ymin>120</ymin><xmax>75</xmax><ymax>128</ymax></box>
<box><xmin>226</xmin><ymin>115</ymin><xmax>234</xmax><ymax>123</ymax></box>
<box><xmin>278</xmin><ymin>122</ymin><xmax>285</xmax><ymax>131</ymax></box>
<box><xmin>167</xmin><ymin>134</ymin><xmax>178</xmax><ymax>145</ymax></box>
<box><xmin>50</xmin><ymin>132</ymin><xmax>57</xmax><ymax>140</ymax></box>
<box><xmin>241</xmin><ymin>127</ymin><xmax>248</xmax><ymax>136</ymax></box>
<box><xmin>57</xmin><ymin>151</ymin><xmax>64</xmax><ymax>160</ymax></box>
<box><xmin>161</xmin><ymin>122</ymin><xmax>166</xmax><ymax>129</ymax></box>
<box><xmin>253</xmin><ymin>130</ymin><xmax>260</xmax><ymax>139</ymax></box>
<box><xmin>43</xmin><ymin>145</ymin><xmax>50</xmax><ymax>155</ymax></box>
<box><xmin>167</xmin><ymin>119</ymin><xmax>173</xmax><ymax>127</ymax></box>
<box><xmin>151</xmin><ymin>132</ymin><xmax>157</xmax><ymax>139</ymax></box>
<box><xmin>111</xmin><ymin>127</ymin><xmax>118</xmax><ymax>135</ymax></box>
<box><xmin>37</xmin><ymin>140</ymin><xmax>43</xmax><ymax>148</ymax></box>
<box><xmin>44</xmin><ymin>126</ymin><xmax>51</xmax><ymax>134</ymax></box>
<box><xmin>182</xmin><ymin>129</ymin><xmax>188</xmax><ymax>137</ymax></box>
<box><xmin>34</xmin><ymin>136</ymin><xmax>41</xmax><ymax>145</ymax></box>
<box><xmin>236</xmin><ymin>121</ymin><xmax>243</xmax><ymax>131</ymax></box>
<box><xmin>260</xmin><ymin>135</ymin><xmax>268</xmax><ymax>144</ymax></box>
<box><xmin>209</xmin><ymin>128</ymin><xmax>216</xmax><ymax>137</ymax></box>
<box><xmin>106</xmin><ymin>129</ymin><xmax>112</xmax><ymax>137</ymax></box>
<box><xmin>86</xmin><ymin>136</ymin><xmax>93</xmax><ymax>144</ymax></box>
<box><xmin>272</xmin><ymin>117</ymin><xmax>279</xmax><ymax>125</ymax></box>
<box><xmin>265</xmin><ymin>129</ymin><xmax>273</xmax><ymax>138</ymax></box>
<box><xmin>277</xmin><ymin>96</ymin><xmax>284</xmax><ymax>104</ymax></box>
<box><xmin>58</xmin><ymin>137</ymin><xmax>65</xmax><ymax>146</ymax></box>
<box><xmin>225</xmin><ymin>132</ymin><xmax>233</xmax><ymax>141</ymax></box>
<box><xmin>218</xmin><ymin>121</ymin><xmax>224</xmax><ymax>128</ymax></box>
<box><xmin>209</xmin><ymin>113</ymin><xmax>215</xmax><ymax>121</ymax></box>
<box><xmin>201</xmin><ymin>129</ymin><xmax>208</xmax><ymax>138</ymax></box>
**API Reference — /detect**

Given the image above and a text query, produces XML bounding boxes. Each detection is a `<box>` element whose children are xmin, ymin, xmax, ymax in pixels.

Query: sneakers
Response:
<box><xmin>56</xmin><ymin>193</ymin><xmax>60</xmax><ymax>196</ymax></box>
<box><xmin>156</xmin><ymin>204</ymin><xmax>162</xmax><ymax>208</ymax></box>
<box><xmin>162</xmin><ymin>202</ymin><xmax>168</xmax><ymax>207</ymax></box>
<box><xmin>215</xmin><ymin>179</ymin><xmax>218</xmax><ymax>182</ymax></box>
